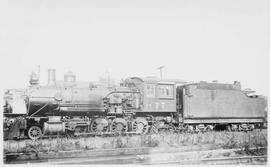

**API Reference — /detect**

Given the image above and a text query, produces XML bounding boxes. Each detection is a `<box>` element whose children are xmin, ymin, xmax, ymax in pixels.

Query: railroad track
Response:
<box><xmin>145</xmin><ymin>155</ymin><xmax>268</xmax><ymax>165</ymax></box>
<box><xmin>5</xmin><ymin>146</ymin><xmax>265</xmax><ymax>165</ymax></box>
<box><xmin>42</xmin><ymin>151</ymin><xmax>267</xmax><ymax>165</ymax></box>
<box><xmin>5</xmin><ymin>148</ymin><xmax>267</xmax><ymax>165</ymax></box>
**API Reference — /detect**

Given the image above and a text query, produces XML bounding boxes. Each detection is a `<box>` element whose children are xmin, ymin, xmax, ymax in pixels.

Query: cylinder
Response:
<box><xmin>44</xmin><ymin>122</ymin><xmax>65</xmax><ymax>135</ymax></box>
<box><xmin>48</xmin><ymin>69</ymin><xmax>56</xmax><ymax>86</ymax></box>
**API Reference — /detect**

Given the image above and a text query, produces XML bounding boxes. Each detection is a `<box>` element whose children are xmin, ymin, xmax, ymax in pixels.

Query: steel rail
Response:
<box><xmin>145</xmin><ymin>155</ymin><xmax>268</xmax><ymax>165</ymax></box>
<box><xmin>5</xmin><ymin>146</ymin><xmax>266</xmax><ymax>164</ymax></box>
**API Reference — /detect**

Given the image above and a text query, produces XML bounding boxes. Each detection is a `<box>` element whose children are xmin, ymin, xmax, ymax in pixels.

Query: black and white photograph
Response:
<box><xmin>0</xmin><ymin>0</ymin><xmax>269</xmax><ymax>165</ymax></box>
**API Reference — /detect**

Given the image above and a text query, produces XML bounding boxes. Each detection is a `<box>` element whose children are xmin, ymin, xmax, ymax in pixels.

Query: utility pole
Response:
<box><xmin>157</xmin><ymin>66</ymin><xmax>165</xmax><ymax>80</ymax></box>
<box><xmin>37</xmin><ymin>65</ymin><xmax>40</xmax><ymax>79</ymax></box>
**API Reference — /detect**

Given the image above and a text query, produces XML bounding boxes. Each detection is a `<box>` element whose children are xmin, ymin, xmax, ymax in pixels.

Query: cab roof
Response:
<box><xmin>128</xmin><ymin>76</ymin><xmax>187</xmax><ymax>84</ymax></box>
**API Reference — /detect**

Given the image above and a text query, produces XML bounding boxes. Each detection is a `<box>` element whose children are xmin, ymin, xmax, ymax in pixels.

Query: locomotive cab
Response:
<box><xmin>124</xmin><ymin>77</ymin><xmax>177</xmax><ymax>113</ymax></box>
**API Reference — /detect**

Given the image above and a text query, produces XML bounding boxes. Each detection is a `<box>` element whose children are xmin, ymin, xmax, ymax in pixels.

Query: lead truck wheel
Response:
<box><xmin>28</xmin><ymin>126</ymin><xmax>43</xmax><ymax>140</ymax></box>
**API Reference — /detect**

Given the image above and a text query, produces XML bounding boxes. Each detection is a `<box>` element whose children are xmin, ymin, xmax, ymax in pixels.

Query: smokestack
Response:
<box><xmin>48</xmin><ymin>69</ymin><xmax>56</xmax><ymax>85</ymax></box>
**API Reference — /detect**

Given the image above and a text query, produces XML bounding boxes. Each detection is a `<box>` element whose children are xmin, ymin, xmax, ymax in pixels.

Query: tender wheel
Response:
<box><xmin>206</xmin><ymin>125</ymin><xmax>214</xmax><ymax>132</ymax></box>
<box><xmin>231</xmin><ymin>124</ymin><xmax>238</xmax><ymax>131</ymax></box>
<box><xmin>132</xmin><ymin>118</ymin><xmax>149</xmax><ymax>134</ymax></box>
<box><xmin>28</xmin><ymin>126</ymin><xmax>43</xmax><ymax>140</ymax></box>
<box><xmin>248</xmin><ymin>124</ymin><xmax>255</xmax><ymax>131</ymax></box>
<box><xmin>186</xmin><ymin>125</ymin><xmax>195</xmax><ymax>133</ymax></box>
<box><xmin>226</xmin><ymin>125</ymin><xmax>232</xmax><ymax>132</ymax></box>
<box><xmin>90</xmin><ymin>118</ymin><xmax>109</xmax><ymax>133</ymax></box>
<box><xmin>110</xmin><ymin>118</ymin><xmax>128</xmax><ymax>134</ymax></box>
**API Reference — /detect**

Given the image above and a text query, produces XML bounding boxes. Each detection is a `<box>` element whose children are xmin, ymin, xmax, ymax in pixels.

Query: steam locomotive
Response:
<box><xmin>3</xmin><ymin>69</ymin><xmax>267</xmax><ymax>140</ymax></box>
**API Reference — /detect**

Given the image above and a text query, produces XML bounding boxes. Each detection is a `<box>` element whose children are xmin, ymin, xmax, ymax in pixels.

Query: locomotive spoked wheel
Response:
<box><xmin>65</xmin><ymin>129</ymin><xmax>75</xmax><ymax>138</ymax></box>
<box><xmin>166</xmin><ymin>124</ymin><xmax>176</xmax><ymax>133</ymax></box>
<box><xmin>110</xmin><ymin>118</ymin><xmax>128</xmax><ymax>135</ymax></box>
<box><xmin>132</xmin><ymin>118</ymin><xmax>149</xmax><ymax>134</ymax></box>
<box><xmin>90</xmin><ymin>118</ymin><xmax>109</xmax><ymax>133</ymax></box>
<box><xmin>28</xmin><ymin>126</ymin><xmax>43</xmax><ymax>140</ymax></box>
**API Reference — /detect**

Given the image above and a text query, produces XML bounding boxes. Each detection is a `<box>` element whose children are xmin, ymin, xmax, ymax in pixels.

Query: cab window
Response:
<box><xmin>146</xmin><ymin>84</ymin><xmax>155</xmax><ymax>98</ymax></box>
<box><xmin>158</xmin><ymin>84</ymin><xmax>174</xmax><ymax>98</ymax></box>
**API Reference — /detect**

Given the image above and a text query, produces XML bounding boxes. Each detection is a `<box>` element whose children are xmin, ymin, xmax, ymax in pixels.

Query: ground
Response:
<box><xmin>3</xmin><ymin>129</ymin><xmax>268</xmax><ymax>165</ymax></box>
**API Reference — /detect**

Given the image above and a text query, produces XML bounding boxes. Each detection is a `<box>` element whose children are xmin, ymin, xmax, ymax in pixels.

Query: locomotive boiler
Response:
<box><xmin>4</xmin><ymin>70</ymin><xmax>143</xmax><ymax>139</ymax></box>
<box><xmin>3</xmin><ymin>69</ymin><xmax>268</xmax><ymax>140</ymax></box>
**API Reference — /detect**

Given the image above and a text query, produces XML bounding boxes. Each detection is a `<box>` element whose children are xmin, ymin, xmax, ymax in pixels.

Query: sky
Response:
<box><xmin>0</xmin><ymin>0</ymin><xmax>269</xmax><ymax>105</ymax></box>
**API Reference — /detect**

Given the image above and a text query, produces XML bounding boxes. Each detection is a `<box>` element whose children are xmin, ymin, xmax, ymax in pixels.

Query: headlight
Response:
<box><xmin>8</xmin><ymin>118</ymin><xmax>15</xmax><ymax>124</ymax></box>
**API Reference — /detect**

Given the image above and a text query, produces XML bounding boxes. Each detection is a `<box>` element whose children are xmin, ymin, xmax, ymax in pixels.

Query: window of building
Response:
<box><xmin>158</xmin><ymin>84</ymin><xmax>174</xmax><ymax>98</ymax></box>
<box><xmin>146</xmin><ymin>84</ymin><xmax>155</xmax><ymax>98</ymax></box>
